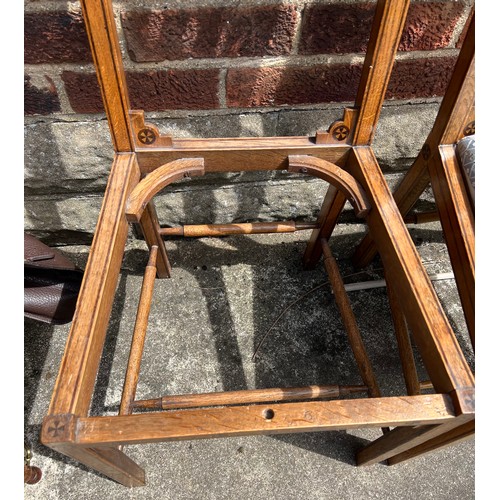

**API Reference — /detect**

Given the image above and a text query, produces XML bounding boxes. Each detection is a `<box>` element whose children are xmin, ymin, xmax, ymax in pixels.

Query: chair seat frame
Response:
<box><xmin>41</xmin><ymin>0</ymin><xmax>475</xmax><ymax>487</ymax></box>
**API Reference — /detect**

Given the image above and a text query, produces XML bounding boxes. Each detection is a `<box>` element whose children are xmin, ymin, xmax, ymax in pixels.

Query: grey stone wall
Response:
<box><xmin>24</xmin><ymin>99</ymin><xmax>440</xmax><ymax>245</ymax></box>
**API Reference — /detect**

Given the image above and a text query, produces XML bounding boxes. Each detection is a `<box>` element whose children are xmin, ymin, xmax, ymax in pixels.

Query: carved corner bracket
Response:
<box><xmin>130</xmin><ymin>110</ymin><xmax>173</xmax><ymax>148</ymax></box>
<box><xmin>315</xmin><ymin>108</ymin><xmax>359</xmax><ymax>145</ymax></box>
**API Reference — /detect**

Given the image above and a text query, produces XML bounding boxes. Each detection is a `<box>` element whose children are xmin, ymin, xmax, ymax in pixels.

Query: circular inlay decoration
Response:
<box><xmin>47</xmin><ymin>420</ymin><xmax>65</xmax><ymax>437</ymax></box>
<box><xmin>332</xmin><ymin>125</ymin><xmax>349</xmax><ymax>141</ymax></box>
<box><xmin>464</xmin><ymin>121</ymin><xmax>475</xmax><ymax>136</ymax></box>
<box><xmin>138</xmin><ymin>128</ymin><xmax>157</xmax><ymax>145</ymax></box>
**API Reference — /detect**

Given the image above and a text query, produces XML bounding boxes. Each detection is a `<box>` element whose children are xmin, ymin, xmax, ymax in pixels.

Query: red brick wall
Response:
<box><xmin>24</xmin><ymin>0</ymin><xmax>473</xmax><ymax>116</ymax></box>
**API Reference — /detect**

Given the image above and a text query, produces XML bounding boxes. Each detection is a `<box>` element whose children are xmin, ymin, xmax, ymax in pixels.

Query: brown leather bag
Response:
<box><xmin>24</xmin><ymin>234</ymin><xmax>83</xmax><ymax>324</ymax></box>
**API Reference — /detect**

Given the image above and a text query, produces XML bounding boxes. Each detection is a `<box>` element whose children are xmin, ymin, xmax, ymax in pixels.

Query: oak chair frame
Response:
<box><xmin>41</xmin><ymin>0</ymin><xmax>475</xmax><ymax>487</ymax></box>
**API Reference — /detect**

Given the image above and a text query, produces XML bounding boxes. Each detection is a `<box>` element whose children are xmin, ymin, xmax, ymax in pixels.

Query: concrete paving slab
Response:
<box><xmin>24</xmin><ymin>223</ymin><xmax>474</xmax><ymax>499</ymax></box>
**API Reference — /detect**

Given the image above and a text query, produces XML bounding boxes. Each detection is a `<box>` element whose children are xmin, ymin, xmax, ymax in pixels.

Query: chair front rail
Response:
<box><xmin>132</xmin><ymin>385</ymin><xmax>369</xmax><ymax>411</ymax></box>
<box><xmin>43</xmin><ymin>394</ymin><xmax>457</xmax><ymax>449</ymax></box>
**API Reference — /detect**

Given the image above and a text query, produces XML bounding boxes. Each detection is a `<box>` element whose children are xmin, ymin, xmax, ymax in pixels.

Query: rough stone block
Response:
<box><xmin>24</xmin><ymin>193</ymin><xmax>104</xmax><ymax>245</ymax></box>
<box><xmin>153</xmin><ymin>111</ymin><xmax>279</xmax><ymax>139</ymax></box>
<box><xmin>24</xmin><ymin>120</ymin><xmax>113</xmax><ymax>195</ymax></box>
<box><xmin>23</xmin><ymin>101</ymin><xmax>440</xmax><ymax>198</ymax></box>
<box><xmin>373</xmin><ymin>102</ymin><xmax>440</xmax><ymax>170</ymax></box>
<box><xmin>23</xmin><ymin>172</ymin><xmax>413</xmax><ymax>246</ymax></box>
<box><xmin>24</xmin><ymin>100</ymin><xmax>442</xmax><ymax>243</ymax></box>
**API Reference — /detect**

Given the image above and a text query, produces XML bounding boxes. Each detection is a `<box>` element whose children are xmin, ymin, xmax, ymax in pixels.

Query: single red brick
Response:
<box><xmin>299</xmin><ymin>3</ymin><xmax>375</xmax><ymax>55</ymax></box>
<box><xmin>400</xmin><ymin>2</ymin><xmax>465</xmax><ymax>51</ymax></box>
<box><xmin>387</xmin><ymin>57</ymin><xmax>457</xmax><ymax>99</ymax></box>
<box><xmin>121</xmin><ymin>5</ymin><xmax>298</xmax><ymax>62</ymax></box>
<box><xmin>226</xmin><ymin>65</ymin><xmax>363</xmax><ymax>108</ymax></box>
<box><xmin>25</xmin><ymin>11</ymin><xmax>92</xmax><ymax>64</ymax></box>
<box><xmin>25</xmin><ymin>74</ymin><xmax>61</xmax><ymax>115</ymax></box>
<box><xmin>299</xmin><ymin>1</ymin><xmax>465</xmax><ymax>55</ymax></box>
<box><xmin>61</xmin><ymin>72</ymin><xmax>104</xmax><ymax>113</ymax></box>
<box><xmin>126</xmin><ymin>69</ymin><xmax>220</xmax><ymax>110</ymax></box>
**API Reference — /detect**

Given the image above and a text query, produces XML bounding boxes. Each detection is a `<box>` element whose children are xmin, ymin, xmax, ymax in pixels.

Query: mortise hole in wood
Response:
<box><xmin>263</xmin><ymin>409</ymin><xmax>275</xmax><ymax>420</ymax></box>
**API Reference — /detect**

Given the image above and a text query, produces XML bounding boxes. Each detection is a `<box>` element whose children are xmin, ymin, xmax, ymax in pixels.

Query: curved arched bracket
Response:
<box><xmin>288</xmin><ymin>155</ymin><xmax>371</xmax><ymax>218</ymax></box>
<box><xmin>126</xmin><ymin>158</ymin><xmax>205</xmax><ymax>223</ymax></box>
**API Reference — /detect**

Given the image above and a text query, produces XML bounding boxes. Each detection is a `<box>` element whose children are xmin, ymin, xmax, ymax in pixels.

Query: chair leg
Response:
<box><xmin>352</xmin><ymin>153</ymin><xmax>430</xmax><ymax>268</ymax></box>
<box><xmin>51</xmin><ymin>444</ymin><xmax>145</xmax><ymax>487</ymax></box>
<box><xmin>387</xmin><ymin>419</ymin><xmax>474</xmax><ymax>465</ymax></box>
<box><xmin>138</xmin><ymin>201</ymin><xmax>172</xmax><ymax>278</ymax></box>
<box><xmin>303</xmin><ymin>186</ymin><xmax>346</xmax><ymax>269</ymax></box>
<box><xmin>348</xmin><ymin>146</ymin><xmax>474</xmax><ymax>395</ymax></box>
<box><xmin>385</xmin><ymin>277</ymin><xmax>421</xmax><ymax>396</ymax></box>
<box><xmin>356</xmin><ymin>415</ymin><xmax>473</xmax><ymax>466</ymax></box>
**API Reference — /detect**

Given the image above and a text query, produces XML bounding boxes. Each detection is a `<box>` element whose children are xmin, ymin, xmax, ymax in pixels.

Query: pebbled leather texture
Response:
<box><xmin>24</xmin><ymin>234</ymin><xmax>83</xmax><ymax>325</ymax></box>
<box><xmin>456</xmin><ymin>134</ymin><xmax>475</xmax><ymax>207</ymax></box>
<box><xmin>24</xmin><ymin>233</ymin><xmax>78</xmax><ymax>270</ymax></box>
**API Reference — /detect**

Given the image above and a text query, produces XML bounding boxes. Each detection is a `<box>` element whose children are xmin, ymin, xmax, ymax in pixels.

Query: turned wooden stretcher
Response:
<box><xmin>41</xmin><ymin>0</ymin><xmax>474</xmax><ymax>486</ymax></box>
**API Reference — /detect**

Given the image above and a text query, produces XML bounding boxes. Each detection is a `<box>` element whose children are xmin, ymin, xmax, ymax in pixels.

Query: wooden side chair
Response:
<box><xmin>41</xmin><ymin>0</ymin><xmax>474</xmax><ymax>486</ymax></box>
